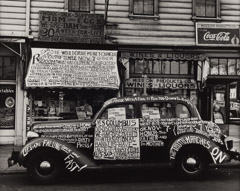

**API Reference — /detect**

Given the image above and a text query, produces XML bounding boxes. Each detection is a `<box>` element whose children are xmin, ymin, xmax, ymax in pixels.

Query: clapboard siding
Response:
<box><xmin>0</xmin><ymin>0</ymin><xmax>28</xmax><ymax>36</ymax></box>
<box><xmin>26</xmin><ymin>0</ymin><xmax>240</xmax><ymax>45</ymax></box>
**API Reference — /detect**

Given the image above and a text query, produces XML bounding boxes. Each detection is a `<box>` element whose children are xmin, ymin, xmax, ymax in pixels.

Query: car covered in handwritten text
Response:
<box><xmin>8</xmin><ymin>96</ymin><xmax>240</xmax><ymax>184</ymax></box>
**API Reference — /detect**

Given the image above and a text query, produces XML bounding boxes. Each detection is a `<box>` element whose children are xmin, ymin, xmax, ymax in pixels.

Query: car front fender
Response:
<box><xmin>18</xmin><ymin>137</ymin><xmax>97</xmax><ymax>172</ymax></box>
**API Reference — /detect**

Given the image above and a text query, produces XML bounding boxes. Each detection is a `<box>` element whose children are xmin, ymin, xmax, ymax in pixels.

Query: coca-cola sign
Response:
<box><xmin>196</xmin><ymin>23</ymin><xmax>240</xmax><ymax>46</ymax></box>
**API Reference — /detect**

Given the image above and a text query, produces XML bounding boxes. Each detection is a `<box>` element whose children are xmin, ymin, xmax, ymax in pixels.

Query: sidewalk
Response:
<box><xmin>0</xmin><ymin>124</ymin><xmax>240</xmax><ymax>174</ymax></box>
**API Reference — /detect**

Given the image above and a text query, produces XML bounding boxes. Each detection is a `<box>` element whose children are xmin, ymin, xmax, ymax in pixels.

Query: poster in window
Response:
<box><xmin>0</xmin><ymin>85</ymin><xmax>15</xmax><ymax>129</ymax></box>
<box><xmin>108</xmin><ymin>108</ymin><xmax>126</xmax><ymax>120</ymax></box>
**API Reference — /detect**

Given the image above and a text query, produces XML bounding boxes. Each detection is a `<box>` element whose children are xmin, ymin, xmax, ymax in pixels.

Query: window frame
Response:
<box><xmin>129</xmin><ymin>0</ymin><xmax>159</xmax><ymax>20</ymax></box>
<box><xmin>66</xmin><ymin>0</ymin><xmax>94</xmax><ymax>13</ymax></box>
<box><xmin>192</xmin><ymin>0</ymin><xmax>221</xmax><ymax>22</ymax></box>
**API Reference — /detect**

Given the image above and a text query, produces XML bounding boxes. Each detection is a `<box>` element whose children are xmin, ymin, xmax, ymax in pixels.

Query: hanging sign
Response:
<box><xmin>39</xmin><ymin>11</ymin><xmax>104</xmax><ymax>44</ymax></box>
<box><xmin>25</xmin><ymin>48</ymin><xmax>120</xmax><ymax>89</ymax></box>
<box><xmin>196</xmin><ymin>23</ymin><xmax>240</xmax><ymax>46</ymax></box>
<box><xmin>125</xmin><ymin>78</ymin><xmax>197</xmax><ymax>89</ymax></box>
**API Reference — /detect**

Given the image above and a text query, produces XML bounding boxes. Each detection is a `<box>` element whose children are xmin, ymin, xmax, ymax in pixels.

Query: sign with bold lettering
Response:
<box><xmin>39</xmin><ymin>11</ymin><xmax>104</xmax><ymax>44</ymax></box>
<box><xmin>196</xmin><ymin>23</ymin><xmax>240</xmax><ymax>46</ymax></box>
<box><xmin>125</xmin><ymin>78</ymin><xmax>197</xmax><ymax>89</ymax></box>
<box><xmin>25</xmin><ymin>48</ymin><xmax>120</xmax><ymax>89</ymax></box>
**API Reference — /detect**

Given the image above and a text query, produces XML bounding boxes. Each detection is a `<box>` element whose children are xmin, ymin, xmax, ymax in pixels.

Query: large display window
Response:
<box><xmin>29</xmin><ymin>89</ymin><xmax>116</xmax><ymax>122</ymax></box>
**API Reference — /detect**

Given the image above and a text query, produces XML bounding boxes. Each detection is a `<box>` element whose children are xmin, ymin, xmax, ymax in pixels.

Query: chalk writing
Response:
<box><xmin>170</xmin><ymin>135</ymin><xmax>211</xmax><ymax>159</ymax></box>
<box><xmin>211</xmin><ymin>147</ymin><xmax>227</xmax><ymax>164</ymax></box>
<box><xmin>94</xmin><ymin>119</ymin><xmax>140</xmax><ymax>160</ymax></box>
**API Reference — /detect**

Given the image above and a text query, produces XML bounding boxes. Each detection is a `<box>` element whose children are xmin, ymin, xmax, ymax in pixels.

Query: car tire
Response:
<box><xmin>27</xmin><ymin>149</ymin><xmax>63</xmax><ymax>184</ymax></box>
<box><xmin>176</xmin><ymin>148</ymin><xmax>208</xmax><ymax>179</ymax></box>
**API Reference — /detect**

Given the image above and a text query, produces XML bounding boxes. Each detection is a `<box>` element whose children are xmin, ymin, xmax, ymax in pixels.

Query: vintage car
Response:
<box><xmin>8</xmin><ymin>96</ymin><xmax>240</xmax><ymax>184</ymax></box>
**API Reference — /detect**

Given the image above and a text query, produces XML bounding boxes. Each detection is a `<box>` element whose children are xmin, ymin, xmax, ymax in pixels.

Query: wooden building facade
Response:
<box><xmin>0</xmin><ymin>0</ymin><xmax>239</xmax><ymax>145</ymax></box>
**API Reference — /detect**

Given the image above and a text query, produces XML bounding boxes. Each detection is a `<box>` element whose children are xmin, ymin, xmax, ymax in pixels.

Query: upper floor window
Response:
<box><xmin>68</xmin><ymin>0</ymin><xmax>93</xmax><ymax>12</ymax></box>
<box><xmin>192</xmin><ymin>0</ymin><xmax>221</xmax><ymax>21</ymax></box>
<box><xmin>129</xmin><ymin>0</ymin><xmax>159</xmax><ymax>20</ymax></box>
<box><xmin>0</xmin><ymin>57</ymin><xmax>16</xmax><ymax>80</ymax></box>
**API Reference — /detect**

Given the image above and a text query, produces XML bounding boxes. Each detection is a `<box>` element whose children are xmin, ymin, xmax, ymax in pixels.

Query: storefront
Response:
<box><xmin>120</xmin><ymin>51</ymin><xmax>207</xmax><ymax>108</ymax></box>
<box><xmin>24</xmin><ymin>48</ymin><xmax>120</xmax><ymax>130</ymax></box>
<box><xmin>0</xmin><ymin>41</ymin><xmax>26</xmax><ymax>145</ymax></box>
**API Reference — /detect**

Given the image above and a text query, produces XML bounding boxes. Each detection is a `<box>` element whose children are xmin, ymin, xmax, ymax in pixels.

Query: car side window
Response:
<box><xmin>99</xmin><ymin>104</ymin><xmax>135</xmax><ymax>120</ymax></box>
<box><xmin>175</xmin><ymin>104</ymin><xmax>191</xmax><ymax>118</ymax></box>
<box><xmin>141</xmin><ymin>102</ymin><xmax>173</xmax><ymax>119</ymax></box>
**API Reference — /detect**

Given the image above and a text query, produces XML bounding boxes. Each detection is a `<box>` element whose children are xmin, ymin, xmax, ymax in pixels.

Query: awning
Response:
<box><xmin>25</xmin><ymin>48</ymin><xmax>120</xmax><ymax>90</ymax></box>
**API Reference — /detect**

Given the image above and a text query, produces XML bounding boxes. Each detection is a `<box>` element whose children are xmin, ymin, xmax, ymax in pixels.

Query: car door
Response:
<box><xmin>139</xmin><ymin>101</ymin><xmax>175</xmax><ymax>162</ymax></box>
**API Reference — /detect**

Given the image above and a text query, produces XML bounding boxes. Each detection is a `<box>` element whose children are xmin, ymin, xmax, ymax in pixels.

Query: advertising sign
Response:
<box><xmin>125</xmin><ymin>78</ymin><xmax>197</xmax><ymax>89</ymax></box>
<box><xmin>39</xmin><ymin>11</ymin><xmax>104</xmax><ymax>44</ymax></box>
<box><xmin>0</xmin><ymin>85</ymin><xmax>15</xmax><ymax>129</ymax></box>
<box><xmin>25</xmin><ymin>48</ymin><xmax>120</xmax><ymax>89</ymax></box>
<box><xmin>196</xmin><ymin>23</ymin><xmax>240</xmax><ymax>46</ymax></box>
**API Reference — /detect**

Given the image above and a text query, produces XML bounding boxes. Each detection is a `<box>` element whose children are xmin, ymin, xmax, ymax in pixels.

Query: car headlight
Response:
<box><xmin>27</xmin><ymin>131</ymin><xmax>39</xmax><ymax>139</ymax></box>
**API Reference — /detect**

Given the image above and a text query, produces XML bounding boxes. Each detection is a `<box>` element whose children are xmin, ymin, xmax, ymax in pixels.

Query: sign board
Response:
<box><xmin>25</xmin><ymin>48</ymin><xmax>120</xmax><ymax>89</ymax></box>
<box><xmin>39</xmin><ymin>11</ymin><xmax>104</xmax><ymax>44</ymax></box>
<box><xmin>196</xmin><ymin>23</ymin><xmax>240</xmax><ymax>46</ymax></box>
<box><xmin>125</xmin><ymin>78</ymin><xmax>197</xmax><ymax>89</ymax></box>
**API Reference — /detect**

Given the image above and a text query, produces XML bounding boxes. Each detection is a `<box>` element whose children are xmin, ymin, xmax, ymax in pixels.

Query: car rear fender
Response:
<box><xmin>18</xmin><ymin>137</ymin><xmax>97</xmax><ymax>172</ymax></box>
<box><xmin>169</xmin><ymin>133</ymin><xmax>232</xmax><ymax>166</ymax></box>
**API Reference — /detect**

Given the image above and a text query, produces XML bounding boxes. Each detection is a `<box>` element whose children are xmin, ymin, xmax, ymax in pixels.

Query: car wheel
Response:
<box><xmin>176</xmin><ymin>148</ymin><xmax>208</xmax><ymax>179</ymax></box>
<box><xmin>27</xmin><ymin>149</ymin><xmax>63</xmax><ymax>184</ymax></box>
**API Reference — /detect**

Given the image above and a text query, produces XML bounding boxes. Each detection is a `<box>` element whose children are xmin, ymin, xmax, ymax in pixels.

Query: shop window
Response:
<box><xmin>0</xmin><ymin>57</ymin><xmax>16</xmax><ymax>80</ymax></box>
<box><xmin>0</xmin><ymin>85</ymin><xmax>15</xmax><ymax>129</ymax></box>
<box><xmin>192</xmin><ymin>0</ymin><xmax>221</xmax><ymax>21</ymax></box>
<box><xmin>100</xmin><ymin>104</ymin><xmax>135</xmax><ymax>120</ymax></box>
<box><xmin>129</xmin><ymin>0</ymin><xmax>159</xmax><ymax>20</ymax></box>
<box><xmin>68</xmin><ymin>0</ymin><xmax>93</xmax><ymax>12</ymax></box>
<box><xmin>130</xmin><ymin>58</ymin><xmax>195</xmax><ymax>76</ymax></box>
<box><xmin>209</xmin><ymin>58</ymin><xmax>240</xmax><ymax>76</ymax></box>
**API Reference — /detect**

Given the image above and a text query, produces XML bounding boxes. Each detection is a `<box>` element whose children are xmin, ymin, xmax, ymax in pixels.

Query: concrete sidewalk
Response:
<box><xmin>0</xmin><ymin>124</ymin><xmax>240</xmax><ymax>174</ymax></box>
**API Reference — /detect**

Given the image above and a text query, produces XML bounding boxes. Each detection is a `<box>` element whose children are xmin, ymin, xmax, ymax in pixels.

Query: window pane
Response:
<box><xmin>135</xmin><ymin>59</ymin><xmax>144</xmax><ymax>73</ymax></box>
<box><xmin>3</xmin><ymin>57</ymin><xmax>16</xmax><ymax>80</ymax></box>
<box><xmin>143</xmin><ymin>60</ymin><xmax>152</xmax><ymax>73</ymax></box>
<box><xmin>130</xmin><ymin>59</ymin><xmax>135</xmax><ymax>73</ymax></box>
<box><xmin>134</xmin><ymin>0</ymin><xmax>144</xmax><ymax>14</ymax></box>
<box><xmin>196</xmin><ymin>0</ymin><xmax>206</xmax><ymax>16</ymax></box>
<box><xmin>162</xmin><ymin>61</ymin><xmax>170</xmax><ymax>74</ymax></box>
<box><xmin>237</xmin><ymin>59</ymin><xmax>240</xmax><ymax>75</ymax></box>
<box><xmin>206</xmin><ymin>0</ymin><xmax>216</xmax><ymax>17</ymax></box>
<box><xmin>153</xmin><ymin>60</ymin><xmax>161</xmax><ymax>74</ymax></box>
<box><xmin>0</xmin><ymin>57</ymin><xmax>3</xmax><ymax>79</ymax></box>
<box><xmin>180</xmin><ymin>61</ymin><xmax>188</xmax><ymax>74</ymax></box>
<box><xmin>219</xmin><ymin>59</ymin><xmax>227</xmax><ymax>75</ymax></box>
<box><xmin>79</xmin><ymin>0</ymin><xmax>90</xmax><ymax>12</ymax></box>
<box><xmin>144</xmin><ymin>0</ymin><xmax>154</xmax><ymax>15</ymax></box>
<box><xmin>171</xmin><ymin>61</ymin><xmax>179</xmax><ymax>74</ymax></box>
<box><xmin>133</xmin><ymin>0</ymin><xmax>153</xmax><ymax>15</ymax></box>
<box><xmin>69</xmin><ymin>0</ymin><xmax>90</xmax><ymax>12</ymax></box>
<box><xmin>228</xmin><ymin>59</ymin><xmax>236</xmax><ymax>75</ymax></box>
<box><xmin>210</xmin><ymin>58</ymin><xmax>218</xmax><ymax>75</ymax></box>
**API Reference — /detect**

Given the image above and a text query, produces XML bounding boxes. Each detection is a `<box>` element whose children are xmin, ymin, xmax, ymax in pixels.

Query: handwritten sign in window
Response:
<box><xmin>25</xmin><ymin>48</ymin><xmax>120</xmax><ymax>89</ymax></box>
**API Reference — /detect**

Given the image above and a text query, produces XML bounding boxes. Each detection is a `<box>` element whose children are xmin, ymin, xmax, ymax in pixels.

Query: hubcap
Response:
<box><xmin>186</xmin><ymin>157</ymin><xmax>197</xmax><ymax>165</ymax></box>
<box><xmin>39</xmin><ymin>161</ymin><xmax>51</xmax><ymax>170</ymax></box>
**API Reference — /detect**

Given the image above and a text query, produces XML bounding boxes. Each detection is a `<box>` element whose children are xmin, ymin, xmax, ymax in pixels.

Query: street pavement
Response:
<box><xmin>0</xmin><ymin>124</ymin><xmax>239</xmax><ymax>174</ymax></box>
